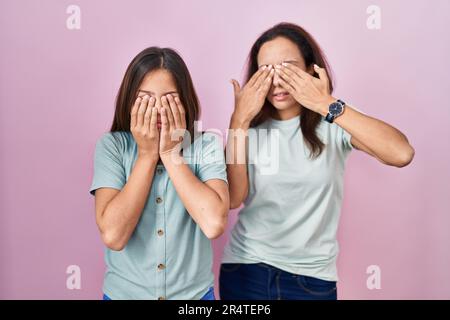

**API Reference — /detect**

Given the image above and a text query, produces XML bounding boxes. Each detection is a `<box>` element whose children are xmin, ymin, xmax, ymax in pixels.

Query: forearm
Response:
<box><xmin>227</xmin><ymin>114</ymin><xmax>250</xmax><ymax>209</ymax></box>
<box><xmin>100</xmin><ymin>154</ymin><xmax>158</xmax><ymax>248</ymax></box>
<box><xmin>318</xmin><ymin>99</ymin><xmax>415</xmax><ymax>166</ymax></box>
<box><xmin>160</xmin><ymin>152</ymin><xmax>228</xmax><ymax>239</ymax></box>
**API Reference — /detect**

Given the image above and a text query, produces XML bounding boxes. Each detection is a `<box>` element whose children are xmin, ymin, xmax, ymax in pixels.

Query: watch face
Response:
<box><xmin>329</xmin><ymin>102</ymin><xmax>343</xmax><ymax>116</ymax></box>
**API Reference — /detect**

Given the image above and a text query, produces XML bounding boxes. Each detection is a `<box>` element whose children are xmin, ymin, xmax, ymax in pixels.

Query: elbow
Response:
<box><xmin>392</xmin><ymin>144</ymin><xmax>415</xmax><ymax>168</ymax></box>
<box><xmin>204</xmin><ymin>227</ymin><xmax>225</xmax><ymax>240</ymax></box>
<box><xmin>101</xmin><ymin>230</ymin><xmax>127</xmax><ymax>251</ymax></box>
<box><xmin>97</xmin><ymin>209</ymin><xmax>128</xmax><ymax>251</ymax></box>
<box><xmin>229</xmin><ymin>200</ymin><xmax>242</xmax><ymax>210</ymax></box>
<box><xmin>229</xmin><ymin>193</ymin><xmax>245</xmax><ymax>209</ymax></box>
<box><xmin>228</xmin><ymin>184</ymin><xmax>248</xmax><ymax>209</ymax></box>
<box><xmin>203</xmin><ymin>211</ymin><xmax>228</xmax><ymax>240</ymax></box>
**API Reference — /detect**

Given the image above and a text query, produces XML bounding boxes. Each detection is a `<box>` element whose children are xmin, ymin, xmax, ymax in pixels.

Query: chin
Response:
<box><xmin>268</xmin><ymin>98</ymin><xmax>297</xmax><ymax>111</ymax></box>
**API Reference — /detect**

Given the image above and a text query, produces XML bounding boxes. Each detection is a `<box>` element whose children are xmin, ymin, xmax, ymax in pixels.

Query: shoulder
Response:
<box><xmin>95</xmin><ymin>131</ymin><xmax>133</xmax><ymax>154</ymax></box>
<box><xmin>193</xmin><ymin>131</ymin><xmax>223</xmax><ymax>152</ymax></box>
<box><xmin>186</xmin><ymin>131</ymin><xmax>224</xmax><ymax>164</ymax></box>
<box><xmin>247</xmin><ymin>119</ymin><xmax>271</xmax><ymax>142</ymax></box>
<box><xmin>316</xmin><ymin>117</ymin><xmax>352</xmax><ymax>150</ymax></box>
<box><xmin>253</xmin><ymin>119</ymin><xmax>271</xmax><ymax>130</ymax></box>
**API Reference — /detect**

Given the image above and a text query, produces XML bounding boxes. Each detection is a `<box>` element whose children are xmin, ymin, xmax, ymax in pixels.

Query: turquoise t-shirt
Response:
<box><xmin>222</xmin><ymin>115</ymin><xmax>353</xmax><ymax>281</ymax></box>
<box><xmin>89</xmin><ymin>131</ymin><xmax>227</xmax><ymax>299</ymax></box>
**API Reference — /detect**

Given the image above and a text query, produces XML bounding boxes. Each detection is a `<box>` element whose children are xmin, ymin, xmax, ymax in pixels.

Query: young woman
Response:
<box><xmin>220</xmin><ymin>22</ymin><xmax>415</xmax><ymax>300</ymax></box>
<box><xmin>89</xmin><ymin>47</ymin><xmax>229</xmax><ymax>300</ymax></box>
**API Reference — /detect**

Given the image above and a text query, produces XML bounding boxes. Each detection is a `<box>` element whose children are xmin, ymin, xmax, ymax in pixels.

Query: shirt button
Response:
<box><xmin>158</xmin><ymin>296</ymin><xmax>166</xmax><ymax>300</ymax></box>
<box><xmin>157</xmin><ymin>263</ymin><xmax>166</xmax><ymax>270</ymax></box>
<box><xmin>156</xmin><ymin>197</ymin><xmax>163</xmax><ymax>204</ymax></box>
<box><xmin>157</xmin><ymin>168</ymin><xmax>163</xmax><ymax>175</ymax></box>
<box><xmin>157</xmin><ymin>229</ymin><xmax>164</xmax><ymax>236</ymax></box>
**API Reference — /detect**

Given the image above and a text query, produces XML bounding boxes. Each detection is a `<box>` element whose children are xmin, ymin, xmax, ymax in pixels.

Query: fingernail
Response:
<box><xmin>262</xmin><ymin>65</ymin><xmax>267</xmax><ymax>70</ymax></box>
<box><xmin>282</xmin><ymin>62</ymin><xmax>288</xmax><ymax>66</ymax></box>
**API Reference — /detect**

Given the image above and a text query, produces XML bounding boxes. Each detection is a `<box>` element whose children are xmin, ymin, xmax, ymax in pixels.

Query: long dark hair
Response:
<box><xmin>247</xmin><ymin>22</ymin><xmax>333</xmax><ymax>158</ymax></box>
<box><xmin>110</xmin><ymin>47</ymin><xmax>201</xmax><ymax>144</ymax></box>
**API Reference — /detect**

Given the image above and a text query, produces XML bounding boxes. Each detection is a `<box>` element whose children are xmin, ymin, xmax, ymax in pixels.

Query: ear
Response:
<box><xmin>307</xmin><ymin>64</ymin><xmax>316</xmax><ymax>77</ymax></box>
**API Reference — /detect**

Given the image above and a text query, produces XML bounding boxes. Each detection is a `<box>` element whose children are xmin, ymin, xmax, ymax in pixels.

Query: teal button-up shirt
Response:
<box><xmin>89</xmin><ymin>131</ymin><xmax>227</xmax><ymax>300</ymax></box>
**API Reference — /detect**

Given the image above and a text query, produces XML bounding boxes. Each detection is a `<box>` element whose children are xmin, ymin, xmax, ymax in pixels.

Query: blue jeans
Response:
<box><xmin>102</xmin><ymin>286</ymin><xmax>215</xmax><ymax>300</ymax></box>
<box><xmin>219</xmin><ymin>263</ymin><xmax>337</xmax><ymax>300</ymax></box>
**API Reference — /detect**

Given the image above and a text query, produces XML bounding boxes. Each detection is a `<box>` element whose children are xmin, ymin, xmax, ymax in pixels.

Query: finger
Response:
<box><xmin>259</xmin><ymin>68</ymin><xmax>275</xmax><ymax>94</ymax></box>
<box><xmin>253</xmin><ymin>64</ymin><xmax>272</xmax><ymax>89</ymax></box>
<box><xmin>248</xmin><ymin>65</ymin><xmax>268</xmax><ymax>88</ymax></box>
<box><xmin>278</xmin><ymin>76</ymin><xmax>296</xmax><ymax>94</ymax></box>
<box><xmin>137</xmin><ymin>95</ymin><xmax>149</xmax><ymax>127</ymax></box>
<box><xmin>276</xmin><ymin>67</ymin><xmax>304</xmax><ymax>88</ymax></box>
<box><xmin>149</xmin><ymin>106</ymin><xmax>158</xmax><ymax>135</ymax></box>
<box><xmin>167</xmin><ymin>94</ymin><xmax>180</xmax><ymax>128</ymax></box>
<box><xmin>282</xmin><ymin>62</ymin><xmax>311</xmax><ymax>80</ymax></box>
<box><xmin>130</xmin><ymin>96</ymin><xmax>141</xmax><ymax>129</ymax></box>
<box><xmin>160</xmin><ymin>106</ymin><xmax>169</xmax><ymax>134</ymax></box>
<box><xmin>230</xmin><ymin>79</ymin><xmax>241</xmax><ymax>96</ymax></box>
<box><xmin>161</xmin><ymin>96</ymin><xmax>175</xmax><ymax>129</ymax></box>
<box><xmin>174</xmin><ymin>96</ymin><xmax>186</xmax><ymax>129</ymax></box>
<box><xmin>314</xmin><ymin>64</ymin><xmax>329</xmax><ymax>82</ymax></box>
<box><xmin>143</xmin><ymin>97</ymin><xmax>155</xmax><ymax>130</ymax></box>
<box><xmin>276</xmin><ymin>65</ymin><xmax>302</xmax><ymax>86</ymax></box>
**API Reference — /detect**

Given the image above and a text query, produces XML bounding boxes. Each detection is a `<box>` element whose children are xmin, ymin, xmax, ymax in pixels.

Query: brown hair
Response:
<box><xmin>110</xmin><ymin>47</ymin><xmax>200</xmax><ymax>143</ymax></box>
<box><xmin>247</xmin><ymin>22</ymin><xmax>334</xmax><ymax>158</ymax></box>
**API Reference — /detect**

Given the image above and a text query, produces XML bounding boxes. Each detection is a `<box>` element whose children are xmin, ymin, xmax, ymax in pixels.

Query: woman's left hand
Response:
<box><xmin>275</xmin><ymin>62</ymin><xmax>334</xmax><ymax>114</ymax></box>
<box><xmin>159</xmin><ymin>94</ymin><xmax>187</xmax><ymax>156</ymax></box>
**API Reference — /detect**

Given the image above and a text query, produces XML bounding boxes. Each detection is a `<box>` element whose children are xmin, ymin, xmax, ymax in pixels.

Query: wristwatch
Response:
<box><xmin>325</xmin><ymin>99</ymin><xmax>346</xmax><ymax>123</ymax></box>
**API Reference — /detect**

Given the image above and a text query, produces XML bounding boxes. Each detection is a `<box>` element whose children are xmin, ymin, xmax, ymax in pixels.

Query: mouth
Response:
<box><xmin>272</xmin><ymin>91</ymin><xmax>290</xmax><ymax>101</ymax></box>
<box><xmin>157</xmin><ymin>114</ymin><xmax>162</xmax><ymax>127</ymax></box>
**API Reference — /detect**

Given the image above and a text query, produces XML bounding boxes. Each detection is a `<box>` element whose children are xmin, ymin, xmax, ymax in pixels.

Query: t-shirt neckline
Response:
<box><xmin>268</xmin><ymin>115</ymin><xmax>300</xmax><ymax>129</ymax></box>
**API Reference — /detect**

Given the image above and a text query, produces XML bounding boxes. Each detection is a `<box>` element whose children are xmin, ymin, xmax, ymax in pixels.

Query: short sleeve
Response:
<box><xmin>196</xmin><ymin>132</ymin><xmax>228</xmax><ymax>184</ymax></box>
<box><xmin>89</xmin><ymin>132</ymin><xmax>126</xmax><ymax>196</ymax></box>
<box><xmin>339</xmin><ymin>126</ymin><xmax>353</xmax><ymax>151</ymax></box>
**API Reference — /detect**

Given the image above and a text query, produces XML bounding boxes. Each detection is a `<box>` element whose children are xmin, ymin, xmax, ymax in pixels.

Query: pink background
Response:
<box><xmin>1</xmin><ymin>0</ymin><xmax>449</xmax><ymax>299</ymax></box>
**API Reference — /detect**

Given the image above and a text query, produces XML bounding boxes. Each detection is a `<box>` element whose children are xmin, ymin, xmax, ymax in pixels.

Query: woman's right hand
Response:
<box><xmin>230</xmin><ymin>65</ymin><xmax>274</xmax><ymax>128</ymax></box>
<box><xmin>130</xmin><ymin>95</ymin><xmax>159</xmax><ymax>161</ymax></box>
